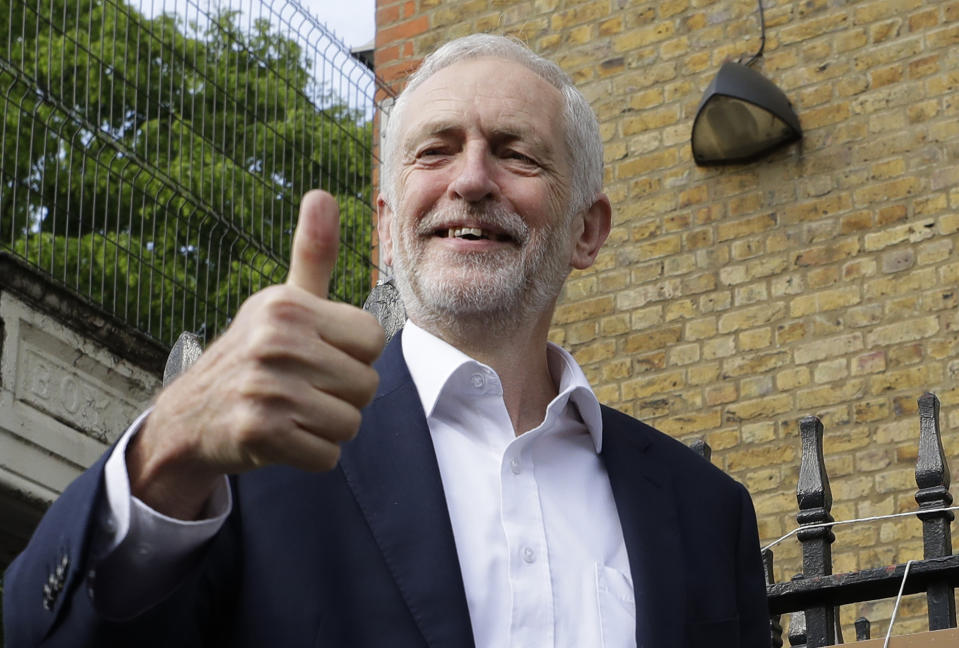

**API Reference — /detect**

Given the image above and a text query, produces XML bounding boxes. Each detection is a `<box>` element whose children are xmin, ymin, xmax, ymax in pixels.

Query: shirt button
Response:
<box><xmin>470</xmin><ymin>373</ymin><xmax>485</xmax><ymax>389</ymax></box>
<box><xmin>509</xmin><ymin>458</ymin><xmax>522</xmax><ymax>475</ymax></box>
<box><xmin>522</xmin><ymin>546</ymin><xmax>536</xmax><ymax>563</ymax></box>
<box><xmin>135</xmin><ymin>544</ymin><xmax>153</xmax><ymax>559</ymax></box>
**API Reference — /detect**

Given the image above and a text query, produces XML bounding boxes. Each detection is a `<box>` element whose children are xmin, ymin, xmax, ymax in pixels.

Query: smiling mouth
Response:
<box><xmin>441</xmin><ymin>227</ymin><xmax>513</xmax><ymax>242</ymax></box>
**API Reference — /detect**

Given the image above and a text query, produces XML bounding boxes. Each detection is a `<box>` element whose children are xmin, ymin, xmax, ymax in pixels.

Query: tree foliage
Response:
<box><xmin>0</xmin><ymin>0</ymin><xmax>374</xmax><ymax>345</ymax></box>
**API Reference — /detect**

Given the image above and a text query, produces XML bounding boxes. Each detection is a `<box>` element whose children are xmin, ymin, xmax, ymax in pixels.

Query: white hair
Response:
<box><xmin>380</xmin><ymin>34</ymin><xmax>603</xmax><ymax>216</ymax></box>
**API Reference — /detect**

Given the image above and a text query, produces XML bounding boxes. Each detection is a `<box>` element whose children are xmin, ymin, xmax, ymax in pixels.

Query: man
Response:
<box><xmin>4</xmin><ymin>34</ymin><xmax>769</xmax><ymax>647</ymax></box>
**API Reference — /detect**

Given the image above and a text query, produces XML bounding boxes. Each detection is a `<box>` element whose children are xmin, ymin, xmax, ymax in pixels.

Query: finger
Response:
<box><xmin>282</xmin><ymin>337</ymin><xmax>381</xmax><ymax>409</ymax></box>
<box><xmin>254</xmin><ymin>426</ymin><xmax>344</xmax><ymax>473</ymax></box>
<box><xmin>287</xmin><ymin>190</ymin><xmax>340</xmax><ymax>298</ymax></box>
<box><xmin>308</xmin><ymin>301</ymin><xmax>386</xmax><ymax>366</ymax></box>
<box><xmin>291</xmin><ymin>389</ymin><xmax>365</xmax><ymax>444</ymax></box>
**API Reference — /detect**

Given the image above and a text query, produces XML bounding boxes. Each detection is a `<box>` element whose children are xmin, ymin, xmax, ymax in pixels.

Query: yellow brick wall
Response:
<box><xmin>376</xmin><ymin>0</ymin><xmax>959</xmax><ymax>636</ymax></box>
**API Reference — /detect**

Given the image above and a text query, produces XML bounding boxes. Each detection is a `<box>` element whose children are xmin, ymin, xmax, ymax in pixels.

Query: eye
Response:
<box><xmin>504</xmin><ymin>150</ymin><xmax>537</xmax><ymax>165</ymax></box>
<box><xmin>416</xmin><ymin>144</ymin><xmax>450</xmax><ymax>158</ymax></box>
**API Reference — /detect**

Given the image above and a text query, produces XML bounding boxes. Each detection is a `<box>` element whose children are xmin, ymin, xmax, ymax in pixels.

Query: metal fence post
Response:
<box><xmin>914</xmin><ymin>392</ymin><xmax>956</xmax><ymax>630</ymax></box>
<box><xmin>796</xmin><ymin>416</ymin><xmax>837</xmax><ymax>647</ymax></box>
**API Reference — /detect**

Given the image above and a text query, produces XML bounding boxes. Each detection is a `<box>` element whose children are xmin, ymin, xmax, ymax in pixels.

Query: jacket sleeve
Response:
<box><xmin>735</xmin><ymin>483</ymin><xmax>773</xmax><ymax>648</ymax></box>
<box><xmin>2</xmin><ymin>451</ymin><xmax>238</xmax><ymax>647</ymax></box>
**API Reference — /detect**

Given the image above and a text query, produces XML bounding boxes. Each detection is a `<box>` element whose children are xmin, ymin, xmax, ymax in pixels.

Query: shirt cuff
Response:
<box><xmin>92</xmin><ymin>408</ymin><xmax>232</xmax><ymax>618</ymax></box>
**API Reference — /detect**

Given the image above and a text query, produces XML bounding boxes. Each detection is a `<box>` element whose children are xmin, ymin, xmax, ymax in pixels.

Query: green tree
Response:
<box><xmin>0</xmin><ymin>0</ymin><xmax>375</xmax><ymax>345</ymax></box>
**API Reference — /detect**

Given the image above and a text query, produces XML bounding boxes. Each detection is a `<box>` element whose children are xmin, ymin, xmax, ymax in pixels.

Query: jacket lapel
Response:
<box><xmin>338</xmin><ymin>332</ymin><xmax>476</xmax><ymax>648</ymax></box>
<box><xmin>600</xmin><ymin>406</ymin><xmax>687</xmax><ymax>648</ymax></box>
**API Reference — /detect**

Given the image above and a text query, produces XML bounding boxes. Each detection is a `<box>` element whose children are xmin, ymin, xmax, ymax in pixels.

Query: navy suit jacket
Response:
<box><xmin>4</xmin><ymin>334</ymin><xmax>770</xmax><ymax>647</ymax></box>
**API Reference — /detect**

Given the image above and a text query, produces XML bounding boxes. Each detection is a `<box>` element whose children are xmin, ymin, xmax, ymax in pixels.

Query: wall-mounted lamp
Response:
<box><xmin>690</xmin><ymin>0</ymin><xmax>802</xmax><ymax>166</ymax></box>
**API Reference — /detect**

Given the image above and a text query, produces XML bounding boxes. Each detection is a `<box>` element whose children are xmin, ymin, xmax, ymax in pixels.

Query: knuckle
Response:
<box><xmin>360</xmin><ymin>367</ymin><xmax>380</xmax><ymax>401</ymax></box>
<box><xmin>322</xmin><ymin>444</ymin><xmax>342</xmax><ymax>470</ymax></box>
<box><xmin>342</xmin><ymin>406</ymin><xmax>363</xmax><ymax>435</ymax></box>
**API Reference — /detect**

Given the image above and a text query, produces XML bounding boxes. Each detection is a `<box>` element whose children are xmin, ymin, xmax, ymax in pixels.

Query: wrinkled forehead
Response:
<box><xmin>396</xmin><ymin>57</ymin><xmax>566</xmax><ymax>148</ymax></box>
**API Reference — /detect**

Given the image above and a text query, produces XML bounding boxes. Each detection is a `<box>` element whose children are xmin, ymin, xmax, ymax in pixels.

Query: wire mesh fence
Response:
<box><xmin>1</xmin><ymin>0</ymin><xmax>389</xmax><ymax>347</ymax></box>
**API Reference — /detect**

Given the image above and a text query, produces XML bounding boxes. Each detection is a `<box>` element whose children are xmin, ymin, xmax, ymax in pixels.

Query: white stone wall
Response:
<box><xmin>0</xmin><ymin>290</ymin><xmax>161</xmax><ymax>506</ymax></box>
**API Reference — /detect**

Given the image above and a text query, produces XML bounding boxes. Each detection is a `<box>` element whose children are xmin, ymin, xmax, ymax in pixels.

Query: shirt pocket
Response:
<box><xmin>595</xmin><ymin>563</ymin><xmax>637</xmax><ymax>648</ymax></box>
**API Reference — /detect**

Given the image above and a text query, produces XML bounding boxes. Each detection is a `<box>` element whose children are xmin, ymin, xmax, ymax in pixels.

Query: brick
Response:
<box><xmin>601</xmin><ymin>358</ymin><xmax>631</xmax><ymax>382</ymax></box>
<box><xmin>864</xmin><ymin>267</ymin><xmax>937</xmax><ymax>300</ymax></box>
<box><xmin>554</xmin><ymin>296</ymin><xmax>614</xmax><ymax>324</ymax></box>
<box><xmin>703</xmin><ymin>336</ymin><xmax>736</xmax><ymax>359</ymax></box>
<box><xmin>668</xmin><ymin>342</ymin><xmax>700</xmax><ymax>366</ymax></box>
<box><xmin>629</xmin><ymin>306</ymin><xmax>664</xmax><ymax>331</ymax></box>
<box><xmin>740</xmin><ymin>376</ymin><xmax>774</xmax><ymax>399</ymax></box>
<box><xmin>776</xmin><ymin>321</ymin><xmax>807</xmax><ymax>345</ymax></box>
<box><xmin>742</xmin><ymin>468</ymin><xmax>783</xmax><ymax>494</ymax></box>
<box><xmin>854</xmin><ymin>177</ymin><xmax>922</xmax><ymax>205</ymax></box>
<box><xmin>940</xmin><ymin>212</ymin><xmax>959</xmax><ymax>235</ymax></box>
<box><xmin>664</xmin><ymin>253</ymin><xmax>696</xmax><ymax>276</ymax></box>
<box><xmin>599</xmin><ymin>314</ymin><xmax>630</xmax><ymax>337</ymax></box>
<box><xmin>725</xmin><ymin>394</ymin><xmax>794</xmax><ymax>422</ymax></box>
<box><xmin>704</xmin><ymin>426</ymin><xmax>739</xmax><ymax>451</ymax></box>
<box><xmin>685</xmin><ymin>317</ymin><xmax>717</xmax><ymax>341</ymax></box>
<box><xmin>777</xmin><ymin>367</ymin><xmax>810</xmax><ymax>391</ymax></box>
<box><xmin>664</xmin><ymin>299</ymin><xmax>696</xmax><ymax>322</ymax></box>
<box><xmin>570</xmin><ymin>339</ymin><xmax>617</xmax><ymax>365</ymax></box>
<box><xmin>688</xmin><ymin>362</ymin><xmax>720</xmax><ymax>386</ymax></box>
<box><xmin>734</xmin><ymin>284</ymin><xmax>769</xmax><ymax>307</ymax></box>
<box><xmin>716</xmin><ymin>213</ymin><xmax>778</xmax><ymax>242</ymax></box>
<box><xmin>814</xmin><ymin>358</ymin><xmax>848</xmax><ymax>383</ymax></box>
<box><xmin>621</xmin><ymin>370</ymin><xmax>685</xmax><ymax>400</ymax></box>
<box><xmin>851</xmin><ymin>350</ymin><xmax>886</xmax><ymax>376</ymax></box>
<box><xmin>863</xmin><ymin>219</ymin><xmax>937</xmax><ymax>251</ymax></box>
<box><xmin>888</xmin><ymin>343</ymin><xmax>923</xmax><ymax>368</ymax></box>
<box><xmin>869</xmin><ymin>364</ymin><xmax>943</xmax><ymax>394</ymax></box>
<box><xmin>928</xmin><ymin>23</ymin><xmax>959</xmax><ymax>48</ymax></box>
<box><xmin>841</xmin><ymin>258</ymin><xmax>877</xmax><ymax>282</ymax></box>
<box><xmin>632</xmin><ymin>352</ymin><xmax>667</xmax><ymax>375</ymax></box>
<box><xmin>566</xmin><ymin>321</ymin><xmax>598</xmax><ymax>345</ymax></box>
<box><xmin>833</xmin><ymin>475</ymin><xmax>876</xmax><ymax>501</ymax></box>
<box><xmin>624</xmin><ymin>325</ymin><xmax>682</xmax><ymax>353</ymax></box>
<box><xmin>723</xmin><ymin>351</ymin><xmax>790</xmax><ymax>378</ymax></box>
<box><xmin>807</xmin><ymin>267</ymin><xmax>839</xmax><ymax>290</ymax></box>
<box><xmin>621</xmin><ymin>105</ymin><xmax>681</xmax><ymax>135</ymax></box>
<box><xmin>658</xmin><ymin>410</ymin><xmax>722</xmax><ymax>436</ymax></box>
<box><xmin>802</xmin><ymin>101</ymin><xmax>853</xmax><ymax>129</ymax></box>
<box><xmin>794</xmin><ymin>333</ymin><xmax>863</xmax><ymax>364</ymax></box>
<box><xmin>739</xmin><ymin>327</ymin><xmax>772</xmax><ymax>352</ymax></box>
<box><xmin>593</xmin><ymin>383</ymin><xmax>620</xmax><ymax>405</ymax></box>
<box><xmin>794</xmin><ymin>238</ymin><xmax>862</xmax><ymax>266</ymax></box>
<box><xmin>796</xmin><ymin>379</ymin><xmax>865</xmax><ymax>409</ymax></box>
<box><xmin>726</xmin><ymin>442</ymin><xmax>797</xmax><ymax>470</ymax></box>
<box><xmin>866</xmin><ymin>316</ymin><xmax>939</xmax><ymax>347</ymax></box>
<box><xmin>378</xmin><ymin>16</ymin><xmax>430</xmax><ymax>44</ymax></box>
<box><xmin>705</xmin><ymin>383</ymin><xmax>737</xmax><ymax>406</ymax></box>
<box><xmin>718</xmin><ymin>303</ymin><xmax>786</xmax><ymax>334</ymax></box>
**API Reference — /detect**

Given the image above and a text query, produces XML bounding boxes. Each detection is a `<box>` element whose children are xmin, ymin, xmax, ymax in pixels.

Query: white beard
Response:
<box><xmin>390</xmin><ymin>202</ymin><xmax>572</xmax><ymax>334</ymax></box>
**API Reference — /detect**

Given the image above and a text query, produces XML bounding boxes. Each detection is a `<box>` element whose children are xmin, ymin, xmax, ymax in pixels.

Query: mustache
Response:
<box><xmin>415</xmin><ymin>203</ymin><xmax>530</xmax><ymax>245</ymax></box>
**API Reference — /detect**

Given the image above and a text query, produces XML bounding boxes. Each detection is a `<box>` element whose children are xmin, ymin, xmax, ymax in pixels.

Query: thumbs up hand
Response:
<box><xmin>128</xmin><ymin>191</ymin><xmax>385</xmax><ymax>520</ymax></box>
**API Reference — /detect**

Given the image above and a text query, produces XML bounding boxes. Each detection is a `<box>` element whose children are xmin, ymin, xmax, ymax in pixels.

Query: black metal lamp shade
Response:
<box><xmin>691</xmin><ymin>61</ymin><xmax>802</xmax><ymax>165</ymax></box>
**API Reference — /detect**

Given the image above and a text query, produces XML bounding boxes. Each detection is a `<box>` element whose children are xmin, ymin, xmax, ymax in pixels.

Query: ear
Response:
<box><xmin>376</xmin><ymin>193</ymin><xmax>395</xmax><ymax>268</ymax></box>
<box><xmin>570</xmin><ymin>193</ymin><xmax>611</xmax><ymax>270</ymax></box>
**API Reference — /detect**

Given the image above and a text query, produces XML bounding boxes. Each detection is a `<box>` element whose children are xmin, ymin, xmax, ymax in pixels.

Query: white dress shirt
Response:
<box><xmin>97</xmin><ymin>322</ymin><xmax>635</xmax><ymax>646</ymax></box>
<box><xmin>402</xmin><ymin>322</ymin><xmax>635</xmax><ymax>648</ymax></box>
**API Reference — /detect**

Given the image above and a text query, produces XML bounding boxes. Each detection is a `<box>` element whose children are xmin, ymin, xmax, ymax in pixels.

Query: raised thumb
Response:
<box><xmin>286</xmin><ymin>190</ymin><xmax>340</xmax><ymax>298</ymax></box>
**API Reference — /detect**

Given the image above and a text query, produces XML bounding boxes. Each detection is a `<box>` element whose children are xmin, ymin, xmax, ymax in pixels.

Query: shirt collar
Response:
<box><xmin>401</xmin><ymin>320</ymin><xmax>604</xmax><ymax>452</ymax></box>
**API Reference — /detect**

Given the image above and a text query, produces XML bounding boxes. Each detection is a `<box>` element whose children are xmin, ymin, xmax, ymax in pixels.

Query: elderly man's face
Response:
<box><xmin>379</xmin><ymin>57</ymin><xmax>579</xmax><ymax>327</ymax></box>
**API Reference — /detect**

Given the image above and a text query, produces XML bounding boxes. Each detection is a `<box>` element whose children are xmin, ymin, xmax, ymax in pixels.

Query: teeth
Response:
<box><xmin>448</xmin><ymin>227</ymin><xmax>486</xmax><ymax>239</ymax></box>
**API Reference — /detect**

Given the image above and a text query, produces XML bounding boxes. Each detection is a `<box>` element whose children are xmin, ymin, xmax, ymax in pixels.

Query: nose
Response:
<box><xmin>448</xmin><ymin>144</ymin><xmax>498</xmax><ymax>203</ymax></box>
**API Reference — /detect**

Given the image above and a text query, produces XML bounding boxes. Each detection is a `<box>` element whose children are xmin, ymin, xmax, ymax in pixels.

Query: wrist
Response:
<box><xmin>126</xmin><ymin>414</ymin><xmax>220</xmax><ymax>521</ymax></box>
